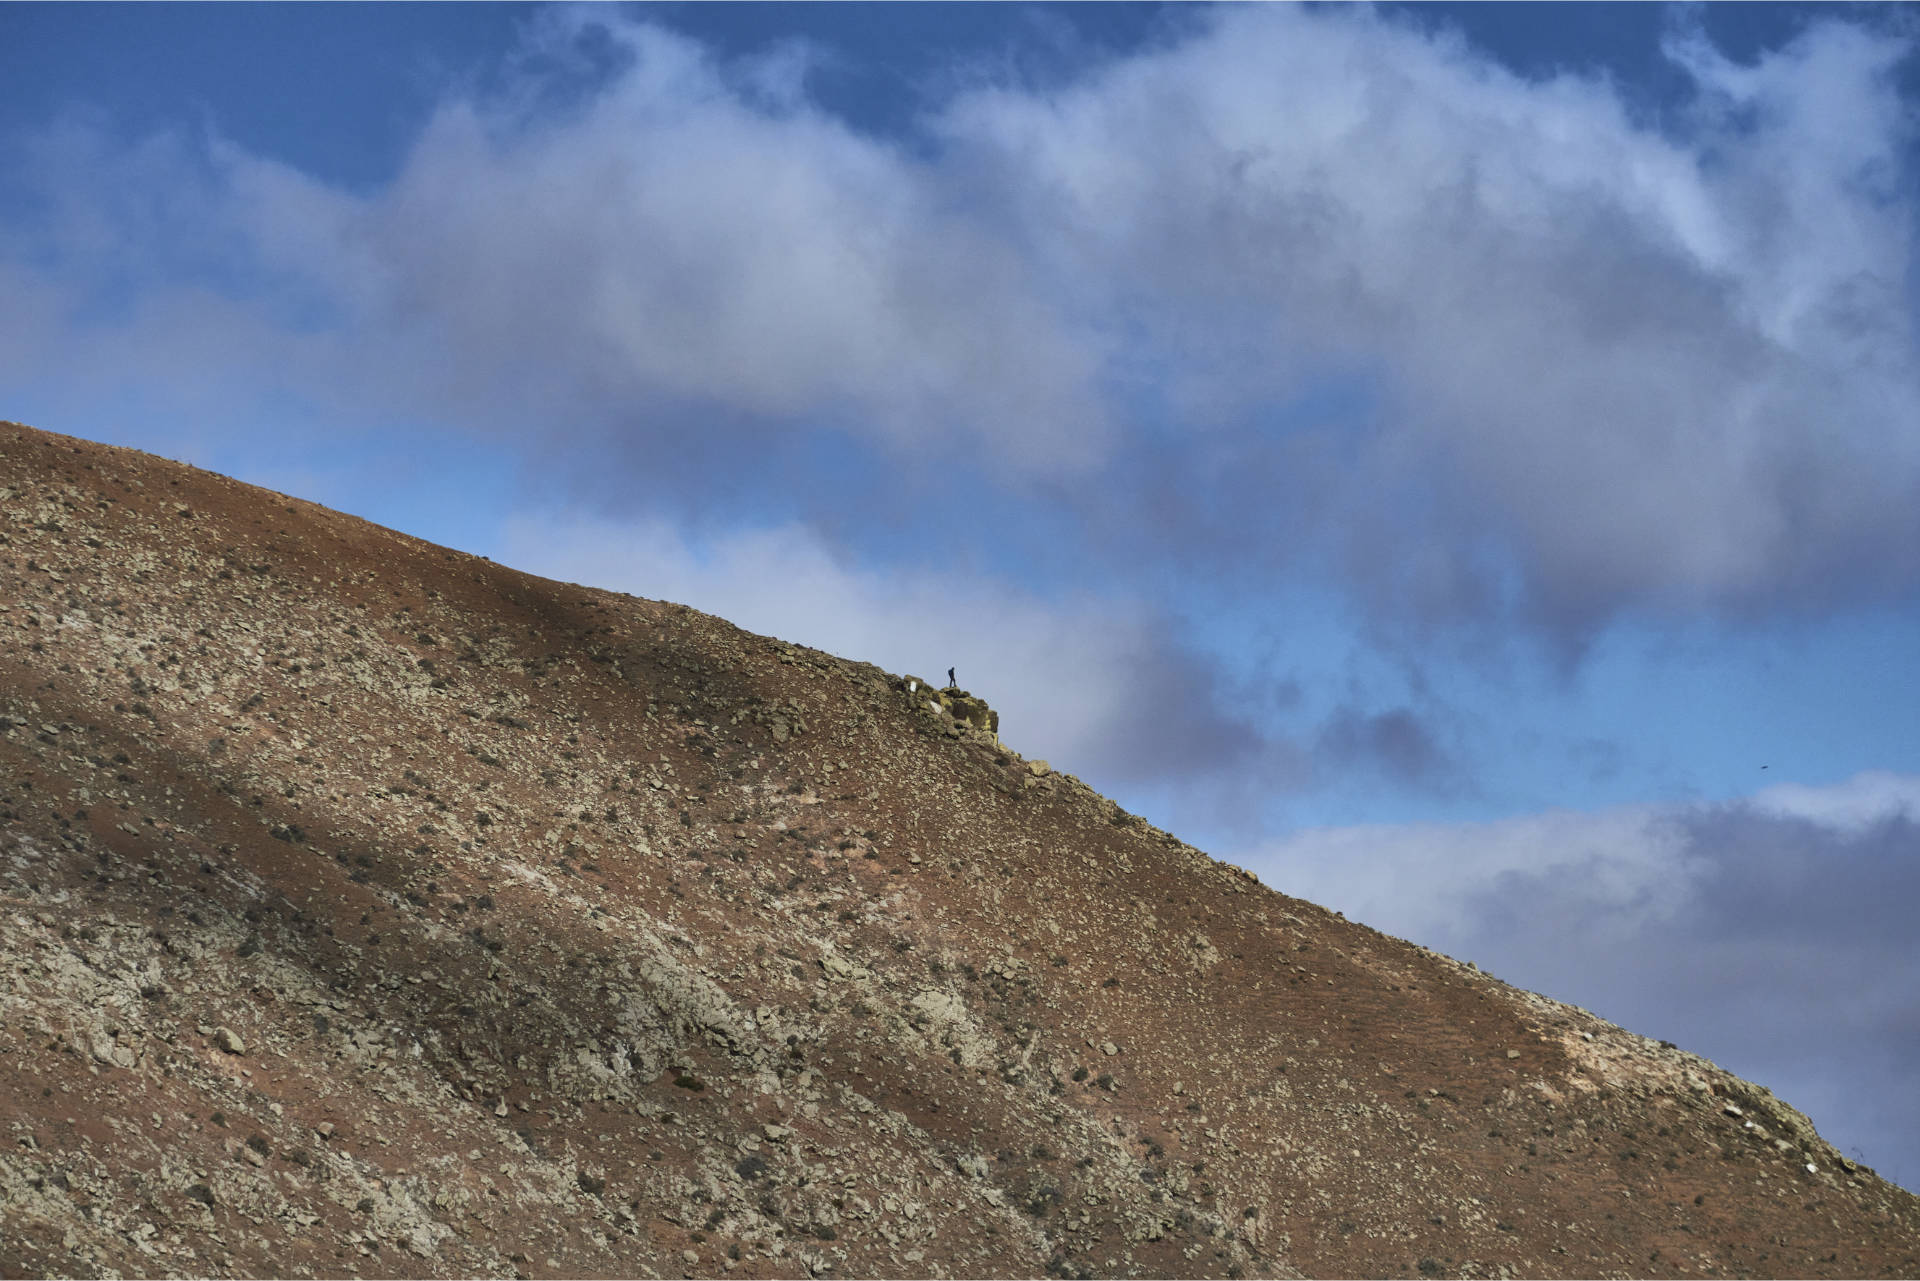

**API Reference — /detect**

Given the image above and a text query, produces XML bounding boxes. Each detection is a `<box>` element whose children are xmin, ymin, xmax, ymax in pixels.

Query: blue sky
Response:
<box><xmin>4</xmin><ymin>2</ymin><xmax>1917</xmax><ymax>1187</ymax></box>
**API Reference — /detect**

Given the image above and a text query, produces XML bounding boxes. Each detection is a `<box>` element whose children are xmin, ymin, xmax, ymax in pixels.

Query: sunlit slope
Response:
<box><xmin>1</xmin><ymin>418</ymin><xmax>1914</xmax><ymax>1280</ymax></box>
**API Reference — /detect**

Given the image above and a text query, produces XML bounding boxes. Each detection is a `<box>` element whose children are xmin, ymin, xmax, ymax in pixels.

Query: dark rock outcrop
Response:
<box><xmin>899</xmin><ymin>675</ymin><xmax>1000</xmax><ymax>743</ymax></box>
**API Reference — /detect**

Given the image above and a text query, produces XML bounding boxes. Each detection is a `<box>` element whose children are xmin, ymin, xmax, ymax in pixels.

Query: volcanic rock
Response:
<box><xmin>0</xmin><ymin>418</ymin><xmax>1915</xmax><ymax>1279</ymax></box>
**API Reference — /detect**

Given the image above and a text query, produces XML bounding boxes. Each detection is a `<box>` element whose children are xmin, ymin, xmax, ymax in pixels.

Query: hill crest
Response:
<box><xmin>1</xmin><ymin>418</ymin><xmax>1915</xmax><ymax>1279</ymax></box>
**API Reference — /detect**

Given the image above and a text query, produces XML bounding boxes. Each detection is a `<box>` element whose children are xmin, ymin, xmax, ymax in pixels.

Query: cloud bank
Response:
<box><xmin>4</xmin><ymin>6</ymin><xmax>1917</xmax><ymax>640</ymax></box>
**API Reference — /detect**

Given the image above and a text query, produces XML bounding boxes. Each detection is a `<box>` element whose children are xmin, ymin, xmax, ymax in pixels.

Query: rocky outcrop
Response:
<box><xmin>898</xmin><ymin>675</ymin><xmax>1000</xmax><ymax>743</ymax></box>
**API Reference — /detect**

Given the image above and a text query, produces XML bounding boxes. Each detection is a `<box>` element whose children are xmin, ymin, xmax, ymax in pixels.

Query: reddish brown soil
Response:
<box><xmin>1</xmin><ymin>418</ymin><xmax>1915</xmax><ymax>1280</ymax></box>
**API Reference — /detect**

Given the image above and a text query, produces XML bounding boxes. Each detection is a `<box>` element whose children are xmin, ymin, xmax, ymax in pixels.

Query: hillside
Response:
<box><xmin>1</xmin><ymin>418</ymin><xmax>1915</xmax><ymax>1280</ymax></box>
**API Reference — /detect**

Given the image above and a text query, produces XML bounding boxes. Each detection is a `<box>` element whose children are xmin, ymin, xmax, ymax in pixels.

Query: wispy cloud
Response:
<box><xmin>1315</xmin><ymin>703</ymin><xmax>1458</xmax><ymax>789</ymax></box>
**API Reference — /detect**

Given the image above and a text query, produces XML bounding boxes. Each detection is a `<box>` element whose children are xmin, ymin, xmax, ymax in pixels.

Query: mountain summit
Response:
<box><xmin>1</xmin><ymin>419</ymin><xmax>1914</xmax><ymax>1279</ymax></box>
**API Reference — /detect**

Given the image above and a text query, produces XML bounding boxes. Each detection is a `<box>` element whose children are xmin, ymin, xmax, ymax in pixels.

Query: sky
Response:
<box><xmin>2</xmin><ymin>1</ymin><xmax>1916</xmax><ymax>1190</ymax></box>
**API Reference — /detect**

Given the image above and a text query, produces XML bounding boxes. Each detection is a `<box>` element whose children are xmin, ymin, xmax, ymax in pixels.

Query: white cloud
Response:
<box><xmin>3</xmin><ymin>6</ymin><xmax>1916</xmax><ymax>632</ymax></box>
<box><xmin>1250</xmin><ymin>801</ymin><xmax>1701</xmax><ymax>947</ymax></box>
<box><xmin>1747</xmin><ymin>769</ymin><xmax>1920</xmax><ymax>832</ymax></box>
<box><xmin>933</xmin><ymin>7</ymin><xmax>1920</xmax><ymax>625</ymax></box>
<box><xmin>2</xmin><ymin>20</ymin><xmax>1111</xmax><ymax>474</ymax></box>
<box><xmin>357</xmin><ymin>18</ymin><xmax>1111</xmax><ymax>474</ymax></box>
<box><xmin>1247</xmin><ymin>768</ymin><xmax>1920</xmax><ymax>964</ymax></box>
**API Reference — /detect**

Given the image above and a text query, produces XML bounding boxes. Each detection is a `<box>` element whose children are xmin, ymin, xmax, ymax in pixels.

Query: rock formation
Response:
<box><xmin>898</xmin><ymin>677</ymin><xmax>1000</xmax><ymax>745</ymax></box>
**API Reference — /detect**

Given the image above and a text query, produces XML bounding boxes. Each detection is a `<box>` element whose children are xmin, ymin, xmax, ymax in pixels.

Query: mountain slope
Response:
<box><xmin>0</xmin><ymin>418</ymin><xmax>1914</xmax><ymax>1280</ymax></box>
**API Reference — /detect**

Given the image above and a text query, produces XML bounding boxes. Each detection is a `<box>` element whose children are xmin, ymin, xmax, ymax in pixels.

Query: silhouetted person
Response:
<box><xmin>948</xmin><ymin>667</ymin><xmax>956</xmax><ymax>688</ymax></box>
